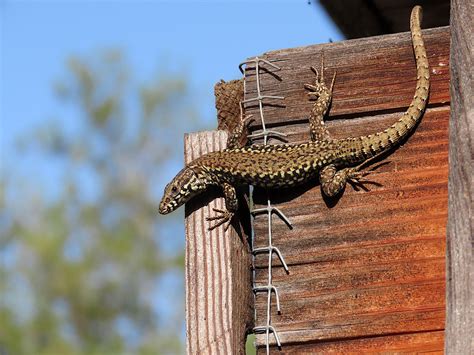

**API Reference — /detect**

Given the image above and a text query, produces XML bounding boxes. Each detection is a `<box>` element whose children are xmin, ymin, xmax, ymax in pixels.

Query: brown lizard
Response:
<box><xmin>159</xmin><ymin>6</ymin><xmax>430</xmax><ymax>230</ymax></box>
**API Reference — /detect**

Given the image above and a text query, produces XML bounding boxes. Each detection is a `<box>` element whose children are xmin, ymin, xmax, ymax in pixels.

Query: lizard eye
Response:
<box><xmin>171</xmin><ymin>186</ymin><xmax>178</xmax><ymax>193</ymax></box>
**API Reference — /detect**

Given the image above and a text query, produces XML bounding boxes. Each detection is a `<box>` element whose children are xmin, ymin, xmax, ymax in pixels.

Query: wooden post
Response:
<box><xmin>184</xmin><ymin>131</ymin><xmax>253</xmax><ymax>354</ymax></box>
<box><xmin>446</xmin><ymin>0</ymin><xmax>473</xmax><ymax>353</ymax></box>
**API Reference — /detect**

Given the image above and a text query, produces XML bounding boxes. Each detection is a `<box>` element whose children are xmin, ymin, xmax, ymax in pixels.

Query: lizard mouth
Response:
<box><xmin>158</xmin><ymin>202</ymin><xmax>171</xmax><ymax>215</ymax></box>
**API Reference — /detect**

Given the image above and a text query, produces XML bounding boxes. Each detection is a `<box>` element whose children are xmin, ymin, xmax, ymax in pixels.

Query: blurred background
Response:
<box><xmin>0</xmin><ymin>1</ymin><xmax>341</xmax><ymax>354</ymax></box>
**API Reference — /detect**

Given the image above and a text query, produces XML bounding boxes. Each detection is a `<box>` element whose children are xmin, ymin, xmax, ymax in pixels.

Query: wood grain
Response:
<box><xmin>243</xmin><ymin>27</ymin><xmax>450</xmax><ymax>353</ymax></box>
<box><xmin>445</xmin><ymin>0</ymin><xmax>473</xmax><ymax>353</ymax></box>
<box><xmin>244</xmin><ymin>27</ymin><xmax>449</xmax><ymax>132</ymax></box>
<box><xmin>252</xmin><ymin>109</ymin><xmax>448</xmax><ymax>351</ymax></box>
<box><xmin>184</xmin><ymin>131</ymin><xmax>253</xmax><ymax>355</ymax></box>
<box><xmin>270</xmin><ymin>331</ymin><xmax>445</xmax><ymax>353</ymax></box>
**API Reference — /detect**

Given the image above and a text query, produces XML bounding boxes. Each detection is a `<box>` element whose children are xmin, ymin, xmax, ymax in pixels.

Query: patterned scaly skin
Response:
<box><xmin>159</xmin><ymin>6</ymin><xmax>430</xmax><ymax>230</ymax></box>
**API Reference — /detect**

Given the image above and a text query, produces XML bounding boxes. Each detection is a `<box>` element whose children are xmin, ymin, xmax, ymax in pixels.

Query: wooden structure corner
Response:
<box><xmin>182</xmin><ymin>1</ymin><xmax>472</xmax><ymax>353</ymax></box>
<box><xmin>184</xmin><ymin>131</ymin><xmax>253</xmax><ymax>355</ymax></box>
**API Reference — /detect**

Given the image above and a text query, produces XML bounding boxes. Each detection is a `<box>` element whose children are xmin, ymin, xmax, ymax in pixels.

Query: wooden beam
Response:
<box><xmin>184</xmin><ymin>131</ymin><xmax>253</xmax><ymax>354</ymax></box>
<box><xmin>320</xmin><ymin>0</ymin><xmax>388</xmax><ymax>38</ymax></box>
<box><xmin>253</xmin><ymin>109</ymin><xmax>448</xmax><ymax>352</ymax></box>
<box><xmin>243</xmin><ymin>27</ymin><xmax>450</xmax><ymax>353</ymax></box>
<box><xmin>245</xmin><ymin>27</ymin><xmax>449</xmax><ymax>132</ymax></box>
<box><xmin>318</xmin><ymin>0</ymin><xmax>450</xmax><ymax>39</ymax></box>
<box><xmin>445</xmin><ymin>0</ymin><xmax>473</xmax><ymax>353</ymax></box>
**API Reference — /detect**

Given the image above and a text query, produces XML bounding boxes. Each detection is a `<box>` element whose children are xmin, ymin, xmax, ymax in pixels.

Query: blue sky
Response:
<box><xmin>2</xmin><ymin>0</ymin><xmax>342</xmax><ymax>180</ymax></box>
<box><xmin>1</xmin><ymin>0</ymin><xmax>342</xmax><ymax>346</ymax></box>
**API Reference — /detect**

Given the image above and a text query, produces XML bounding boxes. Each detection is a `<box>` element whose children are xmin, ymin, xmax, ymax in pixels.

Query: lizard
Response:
<box><xmin>159</xmin><ymin>5</ymin><xmax>430</xmax><ymax>230</ymax></box>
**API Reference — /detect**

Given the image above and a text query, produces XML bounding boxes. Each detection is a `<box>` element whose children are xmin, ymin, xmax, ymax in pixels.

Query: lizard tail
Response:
<box><xmin>340</xmin><ymin>5</ymin><xmax>430</xmax><ymax>163</ymax></box>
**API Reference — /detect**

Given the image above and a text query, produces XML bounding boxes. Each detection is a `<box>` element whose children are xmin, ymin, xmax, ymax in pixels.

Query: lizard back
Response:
<box><xmin>193</xmin><ymin>6</ymin><xmax>430</xmax><ymax>190</ymax></box>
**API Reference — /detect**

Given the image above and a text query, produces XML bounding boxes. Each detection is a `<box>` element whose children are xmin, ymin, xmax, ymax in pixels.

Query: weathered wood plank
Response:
<box><xmin>244</xmin><ymin>26</ymin><xmax>450</xmax><ymax>352</ymax></box>
<box><xmin>252</xmin><ymin>108</ymin><xmax>448</xmax><ymax>351</ymax></box>
<box><xmin>184</xmin><ymin>131</ymin><xmax>253</xmax><ymax>355</ymax></box>
<box><xmin>271</xmin><ymin>331</ymin><xmax>445</xmax><ymax>353</ymax></box>
<box><xmin>244</xmin><ymin>27</ymin><xmax>449</xmax><ymax>131</ymax></box>
<box><xmin>445</xmin><ymin>0</ymin><xmax>474</xmax><ymax>353</ymax></box>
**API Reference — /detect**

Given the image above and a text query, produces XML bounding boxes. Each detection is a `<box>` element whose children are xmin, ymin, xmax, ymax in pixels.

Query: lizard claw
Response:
<box><xmin>310</xmin><ymin>65</ymin><xmax>320</xmax><ymax>80</ymax></box>
<box><xmin>305</xmin><ymin>54</ymin><xmax>336</xmax><ymax>99</ymax></box>
<box><xmin>304</xmin><ymin>83</ymin><xmax>323</xmax><ymax>100</ymax></box>
<box><xmin>348</xmin><ymin>158</ymin><xmax>390</xmax><ymax>184</ymax></box>
<box><xmin>347</xmin><ymin>168</ymin><xmax>382</xmax><ymax>191</ymax></box>
<box><xmin>347</xmin><ymin>168</ymin><xmax>371</xmax><ymax>182</ymax></box>
<box><xmin>206</xmin><ymin>208</ymin><xmax>234</xmax><ymax>231</ymax></box>
<box><xmin>304</xmin><ymin>64</ymin><xmax>329</xmax><ymax>99</ymax></box>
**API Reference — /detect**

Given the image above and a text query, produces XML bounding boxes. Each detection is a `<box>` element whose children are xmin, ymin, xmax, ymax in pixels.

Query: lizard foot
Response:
<box><xmin>304</xmin><ymin>64</ymin><xmax>336</xmax><ymax>100</ymax></box>
<box><xmin>304</xmin><ymin>66</ymin><xmax>325</xmax><ymax>100</ymax></box>
<box><xmin>206</xmin><ymin>208</ymin><xmax>234</xmax><ymax>231</ymax></box>
<box><xmin>346</xmin><ymin>167</ymin><xmax>370</xmax><ymax>181</ymax></box>
<box><xmin>346</xmin><ymin>168</ymin><xmax>382</xmax><ymax>192</ymax></box>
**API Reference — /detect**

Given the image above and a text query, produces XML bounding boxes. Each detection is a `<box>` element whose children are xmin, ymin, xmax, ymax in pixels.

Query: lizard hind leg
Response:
<box><xmin>319</xmin><ymin>164</ymin><xmax>367</xmax><ymax>197</ymax></box>
<box><xmin>304</xmin><ymin>54</ymin><xmax>337</xmax><ymax>142</ymax></box>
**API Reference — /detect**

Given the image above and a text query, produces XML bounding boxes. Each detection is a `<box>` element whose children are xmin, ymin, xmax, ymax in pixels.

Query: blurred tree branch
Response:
<box><xmin>1</xmin><ymin>50</ymin><xmax>203</xmax><ymax>354</ymax></box>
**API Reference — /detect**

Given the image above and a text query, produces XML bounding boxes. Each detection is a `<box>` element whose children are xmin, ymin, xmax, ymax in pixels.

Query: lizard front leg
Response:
<box><xmin>206</xmin><ymin>182</ymin><xmax>238</xmax><ymax>231</ymax></box>
<box><xmin>207</xmin><ymin>106</ymin><xmax>250</xmax><ymax>231</ymax></box>
<box><xmin>304</xmin><ymin>55</ymin><xmax>336</xmax><ymax>142</ymax></box>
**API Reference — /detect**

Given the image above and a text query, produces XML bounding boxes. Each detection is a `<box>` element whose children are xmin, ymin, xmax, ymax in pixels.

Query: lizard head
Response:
<box><xmin>159</xmin><ymin>167</ymin><xmax>208</xmax><ymax>215</ymax></box>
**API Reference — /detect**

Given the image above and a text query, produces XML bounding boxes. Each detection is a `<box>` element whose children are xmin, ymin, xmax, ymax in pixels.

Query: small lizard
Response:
<box><xmin>159</xmin><ymin>6</ymin><xmax>430</xmax><ymax>230</ymax></box>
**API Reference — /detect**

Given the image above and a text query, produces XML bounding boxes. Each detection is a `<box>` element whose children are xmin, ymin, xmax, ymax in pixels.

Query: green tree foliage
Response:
<box><xmin>0</xmin><ymin>51</ymin><xmax>202</xmax><ymax>354</ymax></box>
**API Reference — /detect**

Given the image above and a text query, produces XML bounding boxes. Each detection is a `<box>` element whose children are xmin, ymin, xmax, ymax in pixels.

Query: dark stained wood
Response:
<box><xmin>319</xmin><ymin>0</ymin><xmax>450</xmax><ymax>39</ymax></box>
<box><xmin>445</xmin><ymin>0</ymin><xmax>473</xmax><ymax>353</ymax></box>
<box><xmin>243</xmin><ymin>26</ymin><xmax>450</xmax><ymax>353</ymax></box>
<box><xmin>244</xmin><ymin>27</ymin><xmax>449</xmax><ymax>133</ymax></box>
<box><xmin>252</xmin><ymin>109</ymin><xmax>448</xmax><ymax>352</ymax></box>
<box><xmin>269</xmin><ymin>331</ymin><xmax>445</xmax><ymax>353</ymax></box>
<box><xmin>373</xmin><ymin>0</ymin><xmax>450</xmax><ymax>33</ymax></box>
<box><xmin>184</xmin><ymin>131</ymin><xmax>253</xmax><ymax>355</ymax></box>
<box><xmin>320</xmin><ymin>0</ymin><xmax>391</xmax><ymax>38</ymax></box>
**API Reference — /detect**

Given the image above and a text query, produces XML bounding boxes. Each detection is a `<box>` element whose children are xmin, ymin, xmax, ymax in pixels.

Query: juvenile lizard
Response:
<box><xmin>159</xmin><ymin>6</ymin><xmax>430</xmax><ymax>230</ymax></box>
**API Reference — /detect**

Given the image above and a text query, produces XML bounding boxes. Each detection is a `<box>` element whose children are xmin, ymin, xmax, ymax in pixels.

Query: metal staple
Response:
<box><xmin>240</xmin><ymin>57</ymin><xmax>292</xmax><ymax>354</ymax></box>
